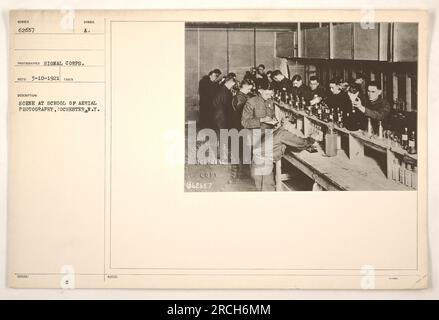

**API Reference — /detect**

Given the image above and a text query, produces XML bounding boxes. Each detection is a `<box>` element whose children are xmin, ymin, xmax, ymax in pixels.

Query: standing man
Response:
<box><xmin>198</xmin><ymin>68</ymin><xmax>221</xmax><ymax>129</ymax></box>
<box><xmin>353</xmin><ymin>81</ymin><xmax>391</xmax><ymax>131</ymax></box>
<box><xmin>354</xmin><ymin>72</ymin><xmax>367</xmax><ymax>97</ymax></box>
<box><xmin>241</xmin><ymin>82</ymin><xmax>315</xmax><ymax>191</ymax></box>
<box><xmin>212</xmin><ymin>74</ymin><xmax>236</xmax><ymax>131</ymax></box>
<box><xmin>229</xmin><ymin>79</ymin><xmax>253</xmax><ymax>180</ymax></box>
<box><xmin>266</xmin><ymin>70</ymin><xmax>273</xmax><ymax>85</ymax></box>
<box><xmin>212</xmin><ymin>74</ymin><xmax>236</xmax><ymax>163</ymax></box>
<box><xmin>231</xmin><ymin>79</ymin><xmax>253</xmax><ymax>130</ymax></box>
<box><xmin>254</xmin><ymin>64</ymin><xmax>269</xmax><ymax>90</ymax></box>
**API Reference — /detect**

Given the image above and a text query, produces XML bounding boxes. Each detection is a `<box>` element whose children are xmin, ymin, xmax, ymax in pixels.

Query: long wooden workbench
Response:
<box><xmin>274</xmin><ymin>101</ymin><xmax>417</xmax><ymax>191</ymax></box>
<box><xmin>282</xmin><ymin>146</ymin><xmax>411</xmax><ymax>191</ymax></box>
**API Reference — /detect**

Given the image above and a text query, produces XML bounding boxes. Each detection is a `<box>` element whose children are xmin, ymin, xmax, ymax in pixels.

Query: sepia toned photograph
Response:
<box><xmin>185</xmin><ymin>22</ymin><xmax>419</xmax><ymax>192</ymax></box>
<box><xmin>5</xmin><ymin>9</ymin><xmax>429</xmax><ymax>291</ymax></box>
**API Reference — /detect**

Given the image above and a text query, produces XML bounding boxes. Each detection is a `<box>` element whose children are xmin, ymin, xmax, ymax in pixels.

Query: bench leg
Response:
<box><xmin>275</xmin><ymin>160</ymin><xmax>282</xmax><ymax>192</ymax></box>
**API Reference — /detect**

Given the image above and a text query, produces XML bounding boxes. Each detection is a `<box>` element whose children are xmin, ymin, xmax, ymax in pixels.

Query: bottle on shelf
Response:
<box><xmin>301</xmin><ymin>96</ymin><xmax>306</xmax><ymax>111</ymax></box>
<box><xmin>294</xmin><ymin>95</ymin><xmax>299</xmax><ymax>110</ymax></box>
<box><xmin>367</xmin><ymin>117</ymin><xmax>373</xmax><ymax>137</ymax></box>
<box><xmin>337</xmin><ymin>111</ymin><xmax>343</xmax><ymax>128</ymax></box>
<box><xmin>317</xmin><ymin>105</ymin><xmax>323</xmax><ymax>120</ymax></box>
<box><xmin>408</xmin><ymin>130</ymin><xmax>416</xmax><ymax>154</ymax></box>
<box><xmin>324</xmin><ymin>105</ymin><xmax>331</xmax><ymax>123</ymax></box>
<box><xmin>401</xmin><ymin>127</ymin><xmax>409</xmax><ymax>150</ymax></box>
<box><xmin>378</xmin><ymin>121</ymin><xmax>383</xmax><ymax>139</ymax></box>
<box><xmin>282</xmin><ymin>88</ymin><xmax>287</xmax><ymax>103</ymax></box>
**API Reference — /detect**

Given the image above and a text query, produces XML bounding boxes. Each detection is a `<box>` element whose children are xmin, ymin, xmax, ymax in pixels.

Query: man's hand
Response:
<box><xmin>260</xmin><ymin>116</ymin><xmax>273</xmax><ymax>123</ymax></box>
<box><xmin>309</xmin><ymin>131</ymin><xmax>320</xmax><ymax>141</ymax></box>
<box><xmin>310</xmin><ymin>96</ymin><xmax>321</xmax><ymax>106</ymax></box>
<box><xmin>353</xmin><ymin>98</ymin><xmax>366</xmax><ymax>113</ymax></box>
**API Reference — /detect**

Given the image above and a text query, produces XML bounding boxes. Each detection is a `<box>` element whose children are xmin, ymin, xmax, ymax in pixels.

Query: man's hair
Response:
<box><xmin>258</xmin><ymin>81</ymin><xmax>272</xmax><ymax>90</ymax></box>
<box><xmin>348</xmin><ymin>83</ymin><xmax>361</xmax><ymax>94</ymax></box>
<box><xmin>292</xmin><ymin>74</ymin><xmax>302</xmax><ymax>82</ymax></box>
<box><xmin>227</xmin><ymin>72</ymin><xmax>237</xmax><ymax>79</ymax></box>
<box><xmin>223</xmin><ymin>74</ymin><xmax>236</xmax><ymax>83</ymax></box>
<box><xmin>257</xmin><ymin>64</ymin><xmax>265</xmax><ymax>69</ymax></box>
<box><xmin>368</xmin><ymin>80</ymin><xmax>382</xmax><ymax>90</ymax></box>
<box><xmin>271</xmin><ymin>70</ymin><xmax>283</xmax><ymax>78</ymax></box>
<box><xmin>243</xmin><ymin>71</ymin><xmax>254</xmax><ymax>81</ymax></box>
<box><xmin>356</xmin><ymin>72</ymin><xmax>365</xmax><ymax>80</ymax></box>
<box><xmin>208</xmin><ymin>68</ymin><xmax>222</xmax><ymax>76</ymax></box>
<box><xmin>309</xmin><ymin>75</ymin><xmax>319</xmax><ymax>82</ymax></box>
<box><xmin>329</xmin><ymin>77</ymin><xmax>342</xmax><ymax>85</ymax></box>
<box><xmin>240</xmin><ymin>79</ymin><xmax>253</xmax><ymax>88</ymax></box>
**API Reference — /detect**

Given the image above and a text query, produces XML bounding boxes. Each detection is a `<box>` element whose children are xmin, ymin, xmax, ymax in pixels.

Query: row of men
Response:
<box><xmin>198</xmin><ymin>67</ymin><xmax>391</xmax><ymax>133</ymax></box>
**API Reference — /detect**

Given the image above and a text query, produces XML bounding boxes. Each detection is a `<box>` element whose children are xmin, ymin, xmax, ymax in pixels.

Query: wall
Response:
<box><xmin>185</xmin><ymin>27</ymin><xmax>286</xmax><ymax>121</ymax></box>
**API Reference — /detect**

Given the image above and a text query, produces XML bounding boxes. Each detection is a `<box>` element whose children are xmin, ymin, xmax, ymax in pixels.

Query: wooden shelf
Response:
<box><xmin>274</xmin><ymin>101</ymin><xmax>417</xmax><ymax>190</ymax></box>
<box><xmin>275</xmin><ymin>101</ymin><xmax>417</xmax><ymax>160</ymax></box>
<box><xmin>282</xmin><ymin>147</ymin><xmax>412</xmax><ymax>191</ymax></box>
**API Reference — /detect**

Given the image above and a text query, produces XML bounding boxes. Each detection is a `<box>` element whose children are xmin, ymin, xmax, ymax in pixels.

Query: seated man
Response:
<box><xmin>291</xmin><ymin>74</ymin><xmax>311</xmax><ymax>102</ymax></box>
<box><xmin>353</xmin><ymin>80</ymin><xmax>391</xmax><ymax>132</ymax></box>
<box><xmin>308</xmin><ymin>75</ymin><xmax>327</xmax><ymax>105</ymax></box>
<box><xmin>241</xmin><ymin>83</ymin><xmax>315</xmax><ymax>191</ymax></box>
<box><xmin>271</xmin><ymin>69</ymin><xmax>293</xmax><ymax>95</ymax></box>
<box><xmin>326</xmin><ymin>77</ymin><xmax>352</xmax><ymax>115</ymax></box>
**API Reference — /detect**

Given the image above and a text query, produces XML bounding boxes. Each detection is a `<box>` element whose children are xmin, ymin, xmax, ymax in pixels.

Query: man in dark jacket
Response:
<box><xmin>326</xmin><ymin>77</ymin><xmax>352</xmax><ymax>115</ymax></box>
<box><xmin>231</xmin><ymin>79</ymin><xmax>253</xmax><ymax>130</ymax></box>
<box><xmin>308</xmin><ymin>75</ymin><xmax>327</xmax><ymax>105</ymax></box>
<box><xmin>212</xmin><ymin>74</ymin><xmax>236</xmax><ymax>131</ymax></box>
<box><xmin>254</xmin><ymin>64</ymin><xmax>269</xmax><ymax>90</ymax></box>
<box><xmin>211</xmin><ymin>74</ymin><xmax>236</xmax><ymax>163</ymax></box>
<box><xmin>353</xmin><ymin>81</ymin><xmax>391</xmax><ymax>131</ymax></box>
<box><xmin>198</xmin><ymin>68</ymin><xmax>221</xmax><ymax>129</ymax></box>
<box><xmin>271</xmin><ymin>70</ymin><xmax>293</xmax><ymax>94</ymax></box>
<box><xmin>291</xmin><ymin>74</ymin><xmax>312</xmax><ymax>102</ymax></box>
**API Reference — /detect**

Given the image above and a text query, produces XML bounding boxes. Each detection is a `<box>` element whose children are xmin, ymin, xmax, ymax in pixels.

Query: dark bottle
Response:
<box><xmin>401</xmin><ymin>127</ymin><xmax>409</xmax><ymax>150</ymax></box>
<box><xmin>282</xmin><ymin>88</ymin><xmax>287</xmax><ymax>103</ymax></box>
<box><xmin>324</xmin><ymin>106</ymin><xmax>331</xmax><ymax>122</ymax></box>
<box><xmin>338</xmin><ymin>111</ymin><xmax>343</xmax><ymax>128</ymax></box>
<box><xmin>408</xmin><ymin>130</ymin><xmax>416</xmax><ymax>154</ymax></box>
<box><xmin>296</xmin><ymin>95</ymin><xmax>302</xmax><ymax>110</ymax></box>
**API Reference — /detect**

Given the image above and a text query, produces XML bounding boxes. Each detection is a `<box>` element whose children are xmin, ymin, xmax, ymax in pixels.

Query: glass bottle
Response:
<box><xmin>408</xmin><ymin>130</ymin><xmax>416</xmax><ymax>154</ymax></box>
<box><xmin>401</xmin><ymin>127</ymin><xmax>409</xmax><ymax>150</ymax></box>
<box><xmin>367</xmin><ymin>118</ymin><xmax>373</xmax><ymax>136</ymax></box>
<box><xmin>378</xmin><ymin>121</ymin><xmax>383</xmax><ymax>139</ymax></box>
